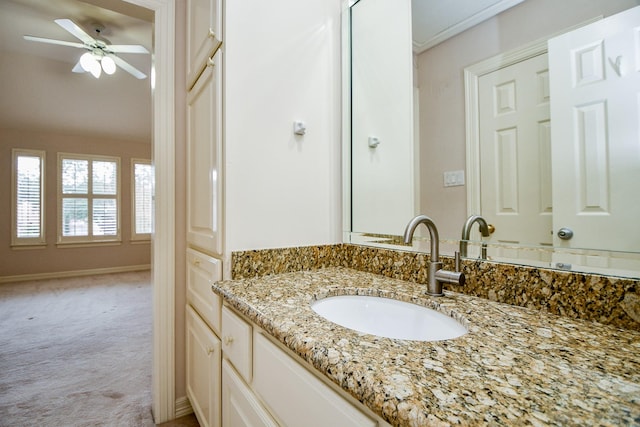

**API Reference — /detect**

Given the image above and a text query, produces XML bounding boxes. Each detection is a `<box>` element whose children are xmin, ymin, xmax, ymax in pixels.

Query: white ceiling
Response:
<box><xmin>0</xmin><ymin>0</ymin><xmax>153</xmax><ymax>142</ymax></box>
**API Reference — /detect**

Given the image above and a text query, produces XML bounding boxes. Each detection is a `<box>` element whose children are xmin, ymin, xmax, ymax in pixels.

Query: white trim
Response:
<box><xmin>124</xmin><ymin>0</ymin><xmax>176</xmax><ymax>424</ymax></box>
<box><xmin>341</xmin><ymin>0</ymin><xmax>352</xmax><ymax>240</ymax></box>
<box><xmin>413</xmin><ymin>0</ymin><xmax>524</xmax><ymax>53</ymax></box>
<box><xmin>0</xmin><ymin>264</ymin><xmax>151</xmax><ymax>284</ymax></box>
<box><xmin>174</xmin><ymin>396</ymin><xmax>194</xmax><ymax>418</ymax></box>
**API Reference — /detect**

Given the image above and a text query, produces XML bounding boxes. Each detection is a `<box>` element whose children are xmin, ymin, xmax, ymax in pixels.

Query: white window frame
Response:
<box><xmin>57</xmin><ymin>153</ymin><xmax>121</xmax><ymax>245</ymax></box>
<box><xmin>11</xmin><ymin>149</ymin><xmax>46</xmax><ymax>247</ymax></box>
<box><xmin>131</xmin><ymin>158</ymin><xmax>154</xmax><ymax>241</ymax></box>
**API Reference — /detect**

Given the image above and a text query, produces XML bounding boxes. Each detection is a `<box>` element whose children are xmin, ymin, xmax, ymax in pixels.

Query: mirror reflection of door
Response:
<box><xmin>478</xmin><ymin>53</ymin><xmax>553</xmax><ymax>261</ymax></box>
<box><xmin>549</xmin><ymin>5</ymin><xmax>640</xmax><ymax>257</ymax></box>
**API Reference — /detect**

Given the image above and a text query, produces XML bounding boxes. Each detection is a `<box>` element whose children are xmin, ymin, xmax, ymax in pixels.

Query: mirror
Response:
<box><xmin>344</xmin><ymin>0</ymin><xmax>640</xmax><ymax>278</ymax></box>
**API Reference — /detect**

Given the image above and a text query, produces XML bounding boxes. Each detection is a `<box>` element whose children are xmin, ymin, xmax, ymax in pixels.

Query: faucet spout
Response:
<box><xmin>403</xmin><ymin>214</ymin><xmax>439</xmax><ymax>261</ymax></box>
<box><xmin>460</xmin><ymin>215</ymin><xmax>490</xmax><ymax>258</ymax></box>
<box><xmin>403</xmin><ymin>215</ymin><xmax>465</xmax><ymax>296</ymax></box>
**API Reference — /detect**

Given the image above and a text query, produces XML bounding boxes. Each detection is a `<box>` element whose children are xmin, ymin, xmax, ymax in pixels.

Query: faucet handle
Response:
<box><xmin>435</xmin><ymin>269</ymin><xmax>465</xmax><ymax>287</ymax></box>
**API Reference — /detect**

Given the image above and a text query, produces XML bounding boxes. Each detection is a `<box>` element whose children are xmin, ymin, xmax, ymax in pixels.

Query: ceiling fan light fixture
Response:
<box><xmin>80</xmin><ymin>52</ymin><xmax>101</xmax><ymax>78</ymax></box>
<box><xmin>101</xmin><ymin>56</ymin><xmax>116</xmax><ymax>75</ymax></box>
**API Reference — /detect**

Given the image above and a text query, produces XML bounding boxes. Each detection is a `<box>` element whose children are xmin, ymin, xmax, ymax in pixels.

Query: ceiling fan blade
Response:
<box><xmin>111</xmin><ymin>55</ymin><xmax>147</xmax><ymax>79</ymax></box>
<box><xmin>108</xmin><ymin>44</ymin><xmax>149</xmax><ymax>54</ymax></box>
<box><xmin>23</xmin><ymin>35</ymin><xmax>85</xmax><ymax>49</ymax></box>
<box><xmin>54</xmin><ymin>19</ymin><xmax>95</xmax><ymax>45</ymax></box>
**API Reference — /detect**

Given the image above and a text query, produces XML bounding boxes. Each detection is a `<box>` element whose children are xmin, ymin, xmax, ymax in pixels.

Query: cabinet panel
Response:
<box><xmin>221</xmin><ymin>306</ymin><xmax>252</xmax><ymax>382</ymax></box>
<box><xmin>187</xmin><ymin>55</ymin><xmax>223</xmax><ymax>256</ymax></box>
<box><xmin>222</xmin><ymin>360</ymin><xmax>278</xmax><ymax>427</ymax></box>
<box><xmin>186</xmin><ymin>0</ymin><xmax>222</xmax><ymax>88</ymax></box>
<box><xmin>254</xmin><ymin>332</ymin><xmax>377</xmax><ymax>427</ymax></box>
<box><xmin>186</xmin><ymin>248</ymin><xmax>222</xmax><ymax>334</ymax></box>
<box><xmin>186</xmin><ymin>305</ymin><xmax>222</xmax><ymax>427</ymax></box>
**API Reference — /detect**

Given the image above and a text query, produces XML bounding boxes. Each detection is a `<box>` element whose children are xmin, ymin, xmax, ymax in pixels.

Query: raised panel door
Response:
<box><xmin>186</xmin><ymin>0</ymin><xmax>222</xmax><ymax>88</ymax></box>
<box><xmin>221</xmin><ymin>360</ymin><xmax>278</xmax><ymax>427</ymax></box>
<box><xmin>186</xmin><ymin>305</ymin><xmax>221</xmax><ymax>427</ymax></box>
<box><xmin>186</xmin><ymin>54</ymin><xmax>223</xmax><ymax>256</ymax></box>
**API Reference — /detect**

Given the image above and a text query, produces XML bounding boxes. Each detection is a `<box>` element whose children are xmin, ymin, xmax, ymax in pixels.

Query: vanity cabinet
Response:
<box><xmin>186</xmin><ymin>250</ymin><xmax>223</xmax><ymax>427</ymax></box>
<box><xmin>186</xmin><ymin>305</ymin><xmax>222</xmax><ymax>427</ymax></box>
<box><xmin>220</xmin><ymin>304</ymin><xmax>388</xmax><ymax>427</ymax></box>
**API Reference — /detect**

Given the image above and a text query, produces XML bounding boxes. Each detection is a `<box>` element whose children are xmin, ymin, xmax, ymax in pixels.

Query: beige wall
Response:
<box><xmin>0</xmin><ymin>128</ymin><xmax>151</xmax><ymax>278</ymax></box>
<box><xmin>417</xmin><ymin>0</ymin><xmax>637</xmax><ymax>240</ymax></box>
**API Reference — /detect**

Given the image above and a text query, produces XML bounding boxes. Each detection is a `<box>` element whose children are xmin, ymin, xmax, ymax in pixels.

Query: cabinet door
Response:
<box><xmin>186</xmin><ymin>248</ymin><xmax>222</xmax><ymax>334</ymax></box>
<box><xmin>221</xmin><ymin>306</ymin><xmax>252</xmax><ymax>382</ymax></box>
<box><xmin>187</xmin><ymin>305</ymin><xmax>222</xmax><ymax>427</ymax></box>
<box><xmin>187</xmin><ymin>53</ymin><xmax>223</xmax><ymax>256</ymax></box>
<box><xmin>222</xmin><ymin>360</ymin><xmax>278</xmax><ymax>427</ymax></box>
<box><xmin>253</xmin><ymin>333</ymin><xmax>377</xmax><ymax>427</ymax></box>
<box><xmin>186</xmin><ymin>0</ymin><xmax>222</xmax><ymax>88</ymax></box>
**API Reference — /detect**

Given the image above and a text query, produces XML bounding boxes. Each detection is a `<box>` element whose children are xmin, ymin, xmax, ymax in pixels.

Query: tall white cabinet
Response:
<box><xmin>186</xmin><ymin>0</ymin><xmax>223</xmax><ymax>257</ymax></box>
<box><xmin>185</xmin><ymin>0</ymin><xmax>224</xmax><ymax>426</ymax></box>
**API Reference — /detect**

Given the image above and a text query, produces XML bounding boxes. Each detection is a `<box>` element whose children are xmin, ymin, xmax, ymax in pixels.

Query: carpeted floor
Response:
<box><xmin>0</xmin><ymin>271</ymin><xmax>162</xmax><ymax>427</ymax></box>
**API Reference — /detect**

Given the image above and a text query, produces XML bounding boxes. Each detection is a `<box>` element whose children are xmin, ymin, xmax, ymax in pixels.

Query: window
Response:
<box><xmin>58</xmin><ymin>153</ymin><xmax>121</xmax><ymax>244</ymax></box>
<box><xmin>132</xmin><ymin>159</ymin><xmax>154</xmax><ymax>240</ymax></box>
<box><xmin>12</xmin><ymin>149</ymin><xmax>46</xmax><ymax>246</ymax></box>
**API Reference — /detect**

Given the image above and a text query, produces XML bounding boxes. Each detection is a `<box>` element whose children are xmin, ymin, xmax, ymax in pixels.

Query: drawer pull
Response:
<box><xmin>193</xmin><ymin>259</ymin><xmax>200</xmax><ymax>266</ymax></box>
<box><xmin>208</xmin><ymin>28</ymin><xmax>216</xmax><ymax>39</ymax></box>
<box><xmin>224</xmin><ymin>336</ymin><xmax>234</xmax><ymax>346</ymax></box>
<box><xmin>207</xmin><ymin>347</ymin><xmax>215</xmax><ymax>356</ymax></box>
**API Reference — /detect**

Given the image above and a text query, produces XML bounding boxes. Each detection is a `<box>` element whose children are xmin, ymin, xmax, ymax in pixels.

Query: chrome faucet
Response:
<box><xmin>460</xmin><ymin>215</ymin><xmax>490</xmax><ymax>259</ymax></box>
<box><xmin>403</xmin><ymin>215</ymin><xmax>465</xmax><ymax>296</ymax></box>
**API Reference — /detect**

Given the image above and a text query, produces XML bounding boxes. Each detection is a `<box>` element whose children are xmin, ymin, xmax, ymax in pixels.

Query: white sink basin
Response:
<box><xmin>311</xmin><ymin>295</ymin><xmax>467</xmax><ymax>341</ymax></box>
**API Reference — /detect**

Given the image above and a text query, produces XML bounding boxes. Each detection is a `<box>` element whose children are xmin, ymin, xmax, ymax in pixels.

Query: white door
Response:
<box><xmin>186</xmin><ymin>52</ymin><xmax>223</xmax><ymax>256</ymax></box>
<box><xmin>479</xmin><ymin>53</ymin><xmax>553</xmax><ymax>259</ymax></box>
<box><xmin>549</xmin><ymin>6</ymin><xmax>640</xmax><ymax>252</ymax></box>
<box><xmin>186</xmin><ymin>305</ymin><xmax>221</xmax><ymax>427</ymax></box>
<box><xmin>221</xmin><ymin>360</ymin><xmax>278</xmax><ymax>427</ymax></box>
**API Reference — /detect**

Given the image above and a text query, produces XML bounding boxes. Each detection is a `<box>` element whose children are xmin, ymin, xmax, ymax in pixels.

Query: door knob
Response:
<box><xmin>557</xmin><ymin>227</ymin><xmax>574</xmax><ymax>240</ymax></box>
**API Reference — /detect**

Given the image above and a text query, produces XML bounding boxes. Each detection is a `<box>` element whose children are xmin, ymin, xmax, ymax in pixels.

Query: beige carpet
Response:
<box><xmin>0</xmin><ymin>271</ymin><xmax>156</xmax><ymax>427</ymax></box>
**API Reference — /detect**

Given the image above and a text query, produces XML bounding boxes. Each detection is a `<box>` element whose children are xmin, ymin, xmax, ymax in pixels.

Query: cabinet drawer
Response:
<box><xmin>186</xmin><ymin>248</ymin><xmax>222</xmax><ymax>334</ymax></box>
<box><xmin>221</xmin><ymin>305</ymin><xmax>252</xmax><ymax>382</ymax></box>
<box><xmin>253</xmin><ymin>333</ymin><xmax>377</xmax><ymax>427</ymax></box>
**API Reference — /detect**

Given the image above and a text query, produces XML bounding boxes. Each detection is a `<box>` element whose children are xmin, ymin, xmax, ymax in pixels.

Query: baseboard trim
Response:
<box><xmin>0</xmin><ymin>264</ymin><xmax>151</xmax><ymax>284</ymax></box>
<box><xmin>175</xmin><ymin>396</ymin><xmax>193</xmax><ymax>418</ymax></box>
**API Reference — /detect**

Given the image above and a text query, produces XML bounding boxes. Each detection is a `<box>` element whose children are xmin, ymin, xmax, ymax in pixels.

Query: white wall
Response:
<box><xmin>224</xmin><ymin>0</ymin><xmax>342</xmax><ymax>251</ymax></box>
<box><xmin>351</xmin><ymin>0</ymin><xmax>414</xmax><ymax>236</ymax></box>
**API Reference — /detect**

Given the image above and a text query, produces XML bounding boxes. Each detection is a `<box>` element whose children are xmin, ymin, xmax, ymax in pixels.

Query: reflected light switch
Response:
<box><xmin>443</xmin><ymin>170</ymin><xmax>465</xmax><ymax>187</ymax></box>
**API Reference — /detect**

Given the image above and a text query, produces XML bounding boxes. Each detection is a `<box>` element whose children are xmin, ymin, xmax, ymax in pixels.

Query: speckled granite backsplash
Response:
<box><xmin>231</xmin><ymin>244</ymin><xmax>640</xmax><ymax>331</ymax></box>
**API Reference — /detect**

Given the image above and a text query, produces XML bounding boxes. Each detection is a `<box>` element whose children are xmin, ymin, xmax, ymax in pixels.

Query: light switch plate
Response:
<box><xmin>443</xmin><ymin>170</ymin><xmax>465</xmax><ymax>187</ymax></box>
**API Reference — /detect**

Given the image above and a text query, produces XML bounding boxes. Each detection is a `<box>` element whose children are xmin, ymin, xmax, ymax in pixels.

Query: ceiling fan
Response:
<box><xmin>23</xmin><ymin>18</ymin><xmax>149</xmax><ymax>79</ymax></box>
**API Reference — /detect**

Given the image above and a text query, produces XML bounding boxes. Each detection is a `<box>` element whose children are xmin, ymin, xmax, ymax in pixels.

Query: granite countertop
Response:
<box><xmin>212</xmin><ymin>267</ymin><xmax>640</xmax><ymax>426</ymax></box>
